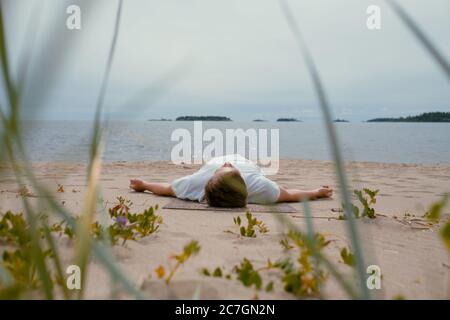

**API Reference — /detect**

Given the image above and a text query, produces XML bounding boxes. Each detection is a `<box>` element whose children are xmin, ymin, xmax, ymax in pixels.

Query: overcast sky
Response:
<box><xmin>2</xmin><ymin>0</ymin><xmax>450</xmax><ymax>121</ymax></box>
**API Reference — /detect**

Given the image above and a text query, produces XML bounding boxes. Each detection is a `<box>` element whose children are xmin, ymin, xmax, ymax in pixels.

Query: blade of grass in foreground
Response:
<box><xmin>16</xmin><ymin>0</ymin><xmax>43</xmax><ymax>95</ymax></box>
<box><xmin>0</xmin><ymin>4</ymin><xmax>55</xmax><ymax>299</ymax></box>
<box><xmin>109</xmin><ymin>59</ymin><xmax>193</xmax><ymax>118</ymax></box>
<box><xmin>0</xmin><ymin>264</ymin><xmax>14</xmax><ymax>287</ymax></box>
<box><xmin>7</xmin><ymin>166</ymin><xmax>55</xmax><ymax>299</ymax></box>
<box><xmin>278</xmin><ymin>0</ymin><xmax>369</xmax><ymax>299</ymax></box>
<box><xmin>386</xmin><ymin>0</ymin><xmax>450</xmax><ymax>81</ymax></box>
<box><xmin>19</xmin><ymin>1</ymin><xmax>96</xmax><ymax>120</ymax></box>
<box><xmin>0</xmin><ymin>3</ymin><xmax>18</xmax><ymax>133</ymax></box>
<box><xmin>75</xmin><ymin>0</ymin><xmax>125</xmax><ymax>299</ymax></box>
<box><xmin>301</xmin><ymin>199</ymin><xmax>325</xmax><ymax>298</ymax></box>
<box><xmin>74</xmin><ymin>147</ymin><xmax>102</xmax><ymax>299</ymax></box>
<box><xmin>90</xmin><ymin>0</ymin><xmax>123</xmax><ymax>168</ymax></box>
<box><xmin>274</xmin><ymin>213</ymin><xmax>359</xmax><ymax>298</ymax></box>
<box><xmin>12</xmin><ymin>163</ymin><xmax>145</xmax><ymax>299</ymax></box>
<box><xmin>0</xmin><ymin>1</ymin><xmax>144</xmax><ymax>299</ymax></box>
<box><xmin>41</xmin><ymin>224</ymin><xmax>70</xmax><ymax>299</ymax></box>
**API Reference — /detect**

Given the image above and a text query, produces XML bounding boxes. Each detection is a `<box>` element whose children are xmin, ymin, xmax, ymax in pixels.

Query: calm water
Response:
<box><xmin>20</xmin><ymin>121</ymin><xmax>450</xmax><ymax>164</ymax></box>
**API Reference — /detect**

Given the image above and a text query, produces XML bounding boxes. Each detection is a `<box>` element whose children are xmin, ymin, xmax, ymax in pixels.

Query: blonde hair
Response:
<box><xmin>204</xmin><ymin>171</ymin><xmax>247</xmax><ymax>207</ymax></box>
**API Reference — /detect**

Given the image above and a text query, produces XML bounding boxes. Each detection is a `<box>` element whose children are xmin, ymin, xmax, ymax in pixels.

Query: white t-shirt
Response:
<box><xmin>172</xmin><ymin>154</ymin><xmax>280</xmax><ymax>204</ymax></box>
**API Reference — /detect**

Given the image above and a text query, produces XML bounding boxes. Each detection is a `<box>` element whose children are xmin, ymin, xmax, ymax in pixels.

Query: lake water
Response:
<box><xmin>20</xmin><ymin>121</ymin><xmax>450</xmax><ymax>164</ymax></box>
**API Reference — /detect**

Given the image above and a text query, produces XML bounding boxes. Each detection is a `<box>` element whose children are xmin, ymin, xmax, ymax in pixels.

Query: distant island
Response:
<box><xmin>253</xmin><ymin>119</ymin><xmax>267</xmax><ymax>122</ymax></box>
<box><xmin>333</xmin><ymin>119</ymin><xmax>349</xmax><ymax>123</ymax></box>
<box><xmin>176</xmin><ymin>116</ymin><xmax>232</xmax><ymax>121</ymax></box>
<box><xmin>277</xmin><ymin>118</ymin><xmax>301</xmax><ymax>122</ymax></box>
<box><xmin>147</xmin><ymin>118</ymin><xmax>172</xmax><ymax>121</ymax></box>
<box><xmin>367</xmin><ymin>112</ymin><xmax>450</xmax><ymax>123</ymax></box>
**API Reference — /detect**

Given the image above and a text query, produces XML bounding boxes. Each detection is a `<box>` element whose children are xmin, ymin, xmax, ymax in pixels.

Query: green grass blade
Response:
<box><xmin>274</xmin><ymin>213</ymin><xmax>359</xmax><ymax>299</ymax></box>
<box><xmin>19</xmin><ymin>193</ymin><xmax>54</xmax><ymax>299</ymax></box>
<box><xmin>74</xmin><ymin>147</ymin><xmax>102</xmax><ymax>298</ymax></box>
<box><xmin>0</xmin><ymin>0</ymin><xmax>147</xmax><ymax>300</ymax></box>
<box><xmin>278</xmin><ymin>0</ymin><xmax>369</xmax><ymax>299</ymax></box>
<box><xmin>90</xmin><ymin>0</ymin><xmax>123</xmax><ymax>168</ymax></box>
<box><xmin>0</xmin><ymin>4</ymin><xmax>55</xmax><ymax>299</ymax></box>
<box><xmin>16</xmin><ymin>0</ymin><xmax>43</xmax><ymax>95</ymax></box>
<box><xmin>0</xmin><ymin>264</ymin><xmax>14</xmax><ymax>287</ymax></box>
<box><xmin>301</xmin><ymin>199</ymin><xmax>325</xmax><ymax>298</ymax></box>
<box><xmin>41</xmin><ymin>224</ymin><xmax>70</xmax><ymax>299</ymax></box>
<box><xmin>17</xmin><ymin>157</ymin><xmax>146</xmax><ymax>299</ymax></box>
<box><xmin>0</xmin><ymin>3</ymin><xmax>18</xmax><ymax>132</ymax></box>
<box><xmin>386</xmin><ymin>0</ymin><xmax>450</xmax><ymax>81</ymax></box>
<box><xmin>109</xmin><ymin>60</ymin><xmax>193</xmax><ymax>117</ymax></box>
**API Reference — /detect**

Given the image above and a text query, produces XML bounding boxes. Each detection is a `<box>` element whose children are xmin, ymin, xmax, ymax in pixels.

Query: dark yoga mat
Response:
<box><xmin>162</xmin><ymin>198</ymin><xmax>297</xmax><ymax>213</ymax></box>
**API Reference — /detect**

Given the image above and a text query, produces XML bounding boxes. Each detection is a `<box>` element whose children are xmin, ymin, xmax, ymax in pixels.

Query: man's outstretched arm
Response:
<box><xmin>129</xmin><ymin>179</ymin><xmax>176</xmax><ymax>197</ymax></box>
<box><xmin>277</xmin><ymin>186</ymin><xmax>332</xmax><ymax>202</ymax></box>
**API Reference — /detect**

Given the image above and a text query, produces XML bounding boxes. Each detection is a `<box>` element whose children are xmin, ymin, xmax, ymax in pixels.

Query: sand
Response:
<box><xmin>0</xmin><ymin>160</ymin><xmax>449</xmax><ymax>299</ymax></box>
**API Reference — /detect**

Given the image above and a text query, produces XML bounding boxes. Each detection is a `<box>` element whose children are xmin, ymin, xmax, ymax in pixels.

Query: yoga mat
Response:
<box><xmin>162</xmin><ymin>198</ymin><xmax>297</xmax><ymax>213</ymax></box>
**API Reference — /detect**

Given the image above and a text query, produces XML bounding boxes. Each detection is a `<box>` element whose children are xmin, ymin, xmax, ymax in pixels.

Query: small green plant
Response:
<box><xmin>340</xmin><ymin>247</ymin><xmax>355</xmax><ymax>267</ymax></box>
<box><xmin>48</xmin><ymin>219</ymin><xmax>76</xmax><ymax>239</ymax></box>
<box><xmin>108</xmin><ymin>197</ymin><xmax>162</xmax><ymax>245</ymax></box>
<box><xmin>0</xmin><ymin>211</ymin><xmax>60</xmax><ymax>296</ymax></box>
<box><xmin>233</xmin><ymin>258</ymin><xmax>263</xmax><ymax>290</ymax></box>
<box><xmin>363</xmin><ymin>188</ymin><xmax>379</xmax><ymax>204</ymax></box>
<box><xmin>2</xmin><ymin>247</ymin><xmax>52</xmax><ymax>290</ymax></box>
<box><xmin>47</xmin><ymin>197</ymin><xmax>162</xmax><ymax>246</ymax></box>
<box><xmin>201</xmin><ymin>259</ymin><xmax>274</xmax><ymax>292</ymax></box>
<box><xmin>424</xmin><ymin>195</ymin><xmax>448</xmax><ymax>223</ymax></box>
<box><xmin>0</xmin><ymin>211</ymin><xmax>30</xmax><ymax>245</ymax></box>
<box><xmin>0</xmin><ymin>197</ymin><xmax>162</xmax><ymax>249</ymax></box>
<box><xmin>16</xmin><ymin>185</ymin><xmax>33</xmax><ymax>198</ymax></box>
<box><xmin>281</xmin><ymin>229</ymin><xmax>330</xmax><ymax>253</ymax></box>
<box><xmin>275</xmin><ymin>230</ymin><xmax>329</xmax><ymax>297</ymax></box>
<box><xmin>108</xmin><ymin>196</ymin><xmax>132</xmax><ymax>216</ymax></box>
<box><xmin>339</xmin><ymin>188</ymin><xmax>379</xmax><ymax>219</ymax></box>
<box><xmin>201</xmin><ymin>230</ymin><xmax>331</xmax><ymax>298</ymax></box>
<box><xmin>155</xmin><ymin>240</ymin><xmax>201</xmax><ymax>284</ymax></box>
<box><xmin>265</xmin><ymin>281</ymin><xmax>274</xmax><ymax>292</ymax></box>
<box><xmin>201</xmin><ymin>267</ymin><xmax>230</xmax><ymax>278</ymax></box>
<box><xmin>441</xmin><ymin>222</ymin><xmax>450</xmax><ymax>252</ymax></box>
<box><xmin>424</xmin><ymin>195</ymin><xmax>449</xmax><ymax>251</ymax></box>
<box><xmin>232</xmin><ymin>211</ymin><xmax>269</xmax><ymax>238</ymax></box>
<box><xmin>280</xmin><ymin>238</ymin><xmax>294</xmax><ymax>251</ymax></box>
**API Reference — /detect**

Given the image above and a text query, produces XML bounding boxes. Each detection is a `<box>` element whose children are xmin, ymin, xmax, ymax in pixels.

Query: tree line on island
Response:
<box><xmin>148</xmin><ymin>116</ymin><xmax>305</xmax><ymax>122</ymax></box>
<box><xmin>146</xmin><ymin>112</ymin><xmax>450</xmax><ymax>122</ymax></box>
<box><xmin>367</xmin><ymin>112</ymin><xmax>450</xmax><ymax>122</ymax></box>
<box><xmin>175</xmin><ymin>116</ymin><xmax>232</xmax><ymax>121</ymax></box>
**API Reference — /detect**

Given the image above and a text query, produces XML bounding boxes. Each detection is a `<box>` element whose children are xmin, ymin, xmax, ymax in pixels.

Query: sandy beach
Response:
<box><xmin>1</xmin><ymin>160</ymin><xmax>449</xmax><ymax>299</ymax></box>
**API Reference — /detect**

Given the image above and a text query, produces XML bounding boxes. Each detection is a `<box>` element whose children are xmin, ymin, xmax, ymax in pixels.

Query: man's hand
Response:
<box><xmin>129</xmin><ymin>179</ymin><xmax>176</xmax><ymax>197</ymax></box>
<box><xmin>315</xmin><ymin>186</ymin><xmax>333</xmax><ymax>199</ymax></box>
<box><xmin>129</xmin><ymin>179</ymin><xmax>147</xmax><ymax>192</ymax></box>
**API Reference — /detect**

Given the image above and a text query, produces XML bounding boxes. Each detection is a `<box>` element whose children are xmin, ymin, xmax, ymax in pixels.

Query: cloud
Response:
<box><xmin>2</xmin><ymin>0</ymin><xmax>450</xmax><ymax>121</ymax></box>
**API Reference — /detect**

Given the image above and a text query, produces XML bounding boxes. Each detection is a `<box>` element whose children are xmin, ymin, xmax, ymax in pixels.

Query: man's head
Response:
<box><xmin>204</xmin><ymin>162</ymin><xmax>248</xmax><ymax>208</ymax></box>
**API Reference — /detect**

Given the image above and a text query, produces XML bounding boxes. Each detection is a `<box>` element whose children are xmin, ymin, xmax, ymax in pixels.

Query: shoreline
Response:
<box><xmin>3</xmin><ymin>158</ymin><xmax>450</xmax><ymax>168</ymax></box>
